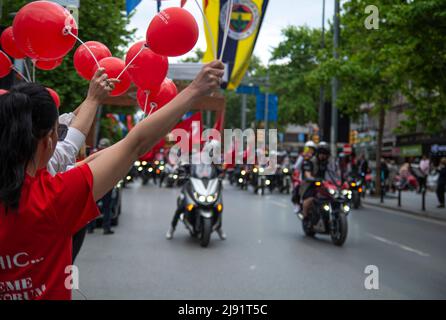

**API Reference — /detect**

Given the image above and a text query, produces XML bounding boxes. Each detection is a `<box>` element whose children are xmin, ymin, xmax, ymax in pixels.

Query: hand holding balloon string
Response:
<box><xmin>86</xmin><ymin>68</ymin><xmax>120</xmax><ymax>104</ymax></box>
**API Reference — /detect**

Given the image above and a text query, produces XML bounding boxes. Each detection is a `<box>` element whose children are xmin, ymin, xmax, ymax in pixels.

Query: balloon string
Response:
<box><xmin>143</xmin><ymin>90</ymin><xmax>149</xmax><ymax>115</ymax></box>
<box><xmin>67</xmin><ymin>30</ymin><xmax>100</xmax><ymax>68</ymax></box>
<box><xmin>194</xmin><ymin>0</ymin><xmax>217</xmax><ymax>59</ymax></box>
<box><xmin>23</xmin><ymin>59</ymin><xmax>32</xmax><ymax>82</ymax></box>
<box><xmin>116</xmin><ymin>44</ymin><xmax>145</xmax><ymax>80</ymax></box>
<box><xmin>146</xmin><ymin>104</ymin><xmax>156</xmax><ymax>118</ymax></box>
<box><xmin>219</xmin><ymin>0</ymin><xmax>233</xmax><ymax>61</ymax></box>
<box><xmin>12</xmin><ymin>66</ymin><xmax>30</xmax><ymax>83</ymax></box>
<box><xmin>32</xmin><ymin>61</ymin><xmax>36</xmax><ymax>82</ymax></box>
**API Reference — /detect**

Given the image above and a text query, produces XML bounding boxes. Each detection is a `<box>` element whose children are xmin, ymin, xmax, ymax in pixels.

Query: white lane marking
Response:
<box><xmin>367</xmin><ymin>233</ymin><xmax>430</xmax><ymax>257</ymax></box>
<box><xmin>270</xmin><ymin>200</ymin><xmax>288</xmax><ymax>208</ymax></box>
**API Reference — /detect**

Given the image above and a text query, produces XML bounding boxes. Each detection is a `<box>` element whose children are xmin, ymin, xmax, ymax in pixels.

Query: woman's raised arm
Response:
<box><xmin>88</xmin><ymin>61</ymin><xmax>225</xmax><ymax>200</ymax></box>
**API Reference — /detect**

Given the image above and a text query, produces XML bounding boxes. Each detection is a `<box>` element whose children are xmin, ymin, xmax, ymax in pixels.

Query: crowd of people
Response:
<box><xmin>285</xmin><ymin>143</ymin><xmax>446</xmax><ymax>210</ymax></box>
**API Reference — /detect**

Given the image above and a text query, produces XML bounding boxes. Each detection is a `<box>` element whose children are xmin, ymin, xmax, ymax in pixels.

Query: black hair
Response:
<box><xmin>0</xmin><ymin>83</ymin><xmax>58</xmax><ymax>212</ymax></box>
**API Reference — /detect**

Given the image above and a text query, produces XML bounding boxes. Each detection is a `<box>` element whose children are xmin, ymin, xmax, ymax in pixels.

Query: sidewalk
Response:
<box><xmin>363</xmin><ymin>190</ymin><xmax>446</xmax><ymax>222</ymax></box>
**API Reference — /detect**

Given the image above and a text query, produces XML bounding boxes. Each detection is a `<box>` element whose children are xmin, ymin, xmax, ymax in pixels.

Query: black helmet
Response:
<box><xmin>317</xmin><ymin>141</ymin><xmax>330</xmax><ymax>155</ymax></box>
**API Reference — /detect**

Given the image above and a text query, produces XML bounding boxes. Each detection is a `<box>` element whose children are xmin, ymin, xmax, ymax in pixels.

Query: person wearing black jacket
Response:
<box><xmin>436</xmin><ymin>158</ymin><xmax>446</xmax><ymax>208</ymax></box>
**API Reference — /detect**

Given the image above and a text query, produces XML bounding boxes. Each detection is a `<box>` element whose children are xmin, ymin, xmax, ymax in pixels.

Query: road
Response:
<box><xmin>74</xmin><ymin>180</ymin><xmax>446</xmax><ymax>300</ymax></box>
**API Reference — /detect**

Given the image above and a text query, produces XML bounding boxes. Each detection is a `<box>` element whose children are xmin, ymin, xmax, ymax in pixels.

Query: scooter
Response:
<box><xmin>176</xmin><ymin>164</ymin><xmax>224</xmax><ymax>247</ymax></box>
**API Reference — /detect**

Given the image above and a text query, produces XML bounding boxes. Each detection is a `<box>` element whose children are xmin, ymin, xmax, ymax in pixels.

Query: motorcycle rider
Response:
<box><xmin>292</xmin><ymin>141</ymin><xmax>317</xmax><ymax>213</ymax></box>
<box><xmin>300</xmin><ymin>141</ymin><xmax>335</xmax><ymax>220</ymax></box>
<box><xmin>166</xmin><ymin>140</ymin><xmax>226</xmax><ymax>240</ymax></box>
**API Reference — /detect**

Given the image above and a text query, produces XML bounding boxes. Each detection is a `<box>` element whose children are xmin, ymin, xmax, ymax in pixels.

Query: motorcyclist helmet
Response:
<box><xmin>317</xmin><ymin>141</ymin><xmax>330</xmax><ymax>155</ymax></box>
<box><xmin>304</xmin><ymin>141</ymin><xmax>317</xmax><ymax>149</ymax></box>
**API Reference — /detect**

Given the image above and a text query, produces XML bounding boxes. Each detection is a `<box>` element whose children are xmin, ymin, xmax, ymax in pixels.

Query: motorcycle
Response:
<box><xmin>277</xmin><ymin>165</ymin><xmax>292</xmax><ymax>194</ymax></box>
<box><xmin>252</xmin><ymin>166</ymin><xmax>273</xmax><ymax>195</ymax></box>
<box><xmin>348</xmin><ymin>177</ymin><xmax>363</xmax><ymax>209</ymax></box>
<box><xmin>123</xmin><ymin>161</ymin><xmax>139</xmax><ymax>187</ymax></box>
<box><xmin>176</xmin><ymin>164</ymin><xmax>224</xmax><ymax>247</ymax></box>
<box><xmin>300</xmin><ymin>179</ymin><xmax>350</xmax><ymax>246</ymax></box>
<box><xmin>236</xmin><ymin>166</ymin><xmax>249</xmax><ymax>190</ymax></box>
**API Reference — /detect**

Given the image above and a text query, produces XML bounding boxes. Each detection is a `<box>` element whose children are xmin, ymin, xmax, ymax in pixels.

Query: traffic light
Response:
<box><xmin>349</xmin><ymin>130</ymin><xmax>358</xmax><ymax>145</ymax></box>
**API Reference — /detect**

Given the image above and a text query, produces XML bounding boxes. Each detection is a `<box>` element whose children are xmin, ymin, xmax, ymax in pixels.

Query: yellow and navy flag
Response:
<box><xmin>202</xmin><ymin>0</ymin><xmax>269</xmax><ymax>90</ymax></box>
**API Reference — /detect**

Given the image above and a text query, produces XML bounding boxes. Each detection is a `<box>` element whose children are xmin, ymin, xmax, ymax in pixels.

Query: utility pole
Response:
<box><xmin>318</xmin><ymin>0</ymin><xmax>326</xmax><ymax>141</ymax></box>
<box><xmin>264</xmin><ymin>71</ymin><xmax>270</xmax><ymax>145</ymax></box>
<box><xmin>241</xmin><ymin>94</ymin><xmax>247</xmax><ymax>130</ymax></box>
<box><xmin>331</xmin><ymin>0</ymin><xmax>340</xmax><ymax>156</ymax></box>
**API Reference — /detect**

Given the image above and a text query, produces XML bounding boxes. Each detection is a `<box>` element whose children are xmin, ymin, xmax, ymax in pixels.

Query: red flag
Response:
<box><xmin>180</xmin><ymin>0</ymin><xmax>188</xmax><ymax>7</ymax></box>
<box><xmin>213</xmin><ymin>110</ymin><xmax>225</xmax><ymax>133</ymax></box>
<box><xmin>173</xmin><ymin>112</ymin><xmax>202</xmax><ymax>152</ymax></box>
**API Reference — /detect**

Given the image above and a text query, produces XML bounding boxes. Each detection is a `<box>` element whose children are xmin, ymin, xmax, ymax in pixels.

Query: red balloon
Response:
<box><xmin>0</xmin><ymin>51</ymin><xmax>12</xmax><ymax>78</ymax></box>
<box><xmin>137</xmin><ymin>78</ymin><xmax>177</xmax><ymax>114</ymax></box>
<box><xmin>0</xmin><ymin>27</ymin><xmax>26</xmax><ymax>59</ymax></box>
<box><xmin>73</xmin><ymin>41</ymin><xmax>112</xmax><ymax>80</ymax></box>
<box><xmin>0</xmin><ymin>89</ymin><xmax>8</xmax><ymax>95</ymax></box>
<box><xmin>125</xmin><ymin>41</ymin><xmax>168</xmax><ymax>91</ymax></box>
<box><xmin>12</xmin><ymin>1</ymin><xmax>78</xmax><ymax>60</ymax></box>
<box><xmin>95</xmin><ymin>57</ymin><xmax>131</xmax><ymax>97</ymax></box>
<box><xmin>146</xmin><ymin>7</ymin><xmax>199</xmax><ymax>57</ymax></box>
<box><xmin>35</xmin><ymin>57</ymin><xmax>64</xmax><ymax>71</ymax></box>
<box><xmin>46</xmin><ymin>87</ymin><xmax>60</xmax><ymax>108</ymax></box>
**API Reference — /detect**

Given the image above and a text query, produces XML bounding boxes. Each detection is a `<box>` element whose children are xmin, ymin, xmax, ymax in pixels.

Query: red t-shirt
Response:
<box><xmin>0</xmin><ymin>164</ymin><xmax>99</xmax><ymax>300</ymax></box>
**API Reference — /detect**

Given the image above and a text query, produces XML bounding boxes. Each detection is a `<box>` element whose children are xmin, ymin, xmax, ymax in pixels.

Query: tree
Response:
<box><xmin>268</xmin><ymin>26</ymin><xmax>328</xmax><ymax>126</ymax></box>
<box><xmin>2</xmin><ymin>1</ymin><xmax>135</xmax><ymax>114</ymax></box>
<box><xmin>313</xmin><ymin>0</ymin><xmax>446</xmax><ymax>196</ymax></box>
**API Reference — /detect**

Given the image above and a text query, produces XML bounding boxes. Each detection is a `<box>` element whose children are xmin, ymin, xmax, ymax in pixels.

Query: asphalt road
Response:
<box><xmin>74</xmin><ymin>180</ymin><xmax>446</xmax><ymax>300</ymax></box>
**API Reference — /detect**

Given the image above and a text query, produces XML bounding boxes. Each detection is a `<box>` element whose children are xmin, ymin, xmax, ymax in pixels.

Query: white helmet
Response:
<box><xmin>304</xmin><ymin>141</ymin><xmax>317</xmax><ymax>149</ymax></box>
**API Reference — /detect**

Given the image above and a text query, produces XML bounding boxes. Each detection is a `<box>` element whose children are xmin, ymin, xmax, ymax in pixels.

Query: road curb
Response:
<box><xmin>362</xmin><ymin>200</ymin><xmax>446</xmax><ymax>222</ymax></box>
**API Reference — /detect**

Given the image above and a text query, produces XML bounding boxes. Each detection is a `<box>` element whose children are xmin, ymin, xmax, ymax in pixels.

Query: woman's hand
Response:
<box><xmin>86</xmin><ymin>68</ymin><xmax>120</xmax><ymax>103</ymax></box>
<box><xmin>188</xmin><ymin>60</ymin><xmax>225</xmax><ymax>99</ymax></box>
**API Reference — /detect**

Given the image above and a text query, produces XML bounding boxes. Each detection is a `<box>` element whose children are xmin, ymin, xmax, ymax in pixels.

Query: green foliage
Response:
<box><xmin>269</xmin><ymin>26</ymin><xmax>327</xmax><ymax>126</ymax></box>
<box><xmin>3</xmin><ymin>1</ymin><xmax>135</xmax><ymax>114</ymax></box>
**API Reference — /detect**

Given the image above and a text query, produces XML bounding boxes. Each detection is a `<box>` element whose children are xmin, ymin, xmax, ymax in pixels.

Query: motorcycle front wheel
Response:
<box><xmin>301</xmin><ymin>217</ymin><xmax>315</xmax><ymax>237</ymax></box>
<box><xmin>200</xmin><ymin>218</ymin><xmax>212</xmax><ymax>247</ymax></box>
<box><xmin>330</xmin><ymin>213</ymin><xmax>348</xmax><ymax>246</ymax></box>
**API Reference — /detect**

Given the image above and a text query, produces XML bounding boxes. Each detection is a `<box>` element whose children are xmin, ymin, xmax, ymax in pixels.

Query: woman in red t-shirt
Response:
<box><xmin>0</xmin><ymin>61</ymin><xmax>224</xmax><ymax>300</ymax></box>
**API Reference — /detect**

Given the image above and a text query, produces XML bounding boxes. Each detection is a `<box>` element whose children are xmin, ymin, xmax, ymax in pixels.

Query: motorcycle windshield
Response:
<box><xmin>191</xmin><ymin>164</ymin><xmax>216</xmax><ymax>179</ymax></box>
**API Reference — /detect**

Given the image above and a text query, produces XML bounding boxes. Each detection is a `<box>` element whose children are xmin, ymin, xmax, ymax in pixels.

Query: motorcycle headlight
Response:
<box><xmin>142</xmin><ymin>161</ymin><xmax>147</xmax><ymax>166</ymax></box>
<box><xmin>154</xmin><ymin>160</ymin><xmax>159</xmax><ymax>165</ymax></box>
<box><xmin>148</xmin><ymin>167</ymin><xmax>153</xmax><ymax>172</ymax></box>
<box><xmin>283</xmin><ymin>168</ymin><xmax>289</xmax><ymax>174</ymax></box>
<box><xmin>134</xmin><ymin>161</ymin><xmax>141</xmax><ymax>167</ymax></box>
<box><xmin>241</xmin><ymin>170</ymin><xmax>246</xmax><ymax>176</ymax></box>
<box><xmin>329</xmin><ymin>189</ymin><xmax>336</xmax><ymax>195</ymax></box>
<box><xmin>138</xmin><ymin>167</ymin><xmax>143</xmax><ymax>172</ymax></box>
<box><xmin>265</xmin><ymin>179</ymin><xmax>271</xmax><ymax>186</ymax></box>
<box><xmin>206</xmin><ymin>195</ymin><xmax>215</xmax><ymax>203</ymax></box>
<box><xmin>253</xmin><ymin>167</ymin><xmax>258</xmax><ymax>173</ymax></box>
<box><xmin>159</xmin><ymin>165</ymin><xmax>165</xmax><ymax>171</ymax></box>
<box><xmin>126</xmin><ymin>176</ymin><xmax>132</xmax><ymax>181</ymax></box>
<box><xmin>173</xmin><ymin>174</ymin><xmax>178</xmax><ymax>179</ymax></box>
<box><xmin>198</xmin><ymin>195</ymin><xmax>206</xmax><ymax>203</ymax></box>
<box><xmin>238</xmin><ymin>178</ymin><xmax>243</xmax><ymax>183</ymax></box>
<box><xmin>323</xmin><ymin>204</ymin><xmax>331</xmax><ymax>212</ymax></box>
<box><xmin>343</xmin><ymin>205</ymin><xmax>350</xmax><ymax>212</ymax></box>
<box><xmin>259</xmin><ymin>168</ymin><xmax>265</xmax><ymax>173</ymax></box>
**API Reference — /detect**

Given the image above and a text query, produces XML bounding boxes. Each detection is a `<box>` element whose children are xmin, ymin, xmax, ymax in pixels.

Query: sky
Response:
<box><xmin>128</xmin><ymin>0</ymin><xmax>336</xmax><ymax>65</ymax></box>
